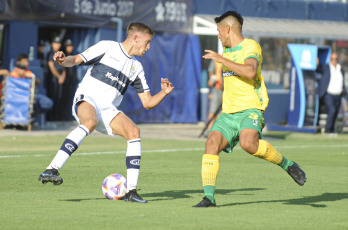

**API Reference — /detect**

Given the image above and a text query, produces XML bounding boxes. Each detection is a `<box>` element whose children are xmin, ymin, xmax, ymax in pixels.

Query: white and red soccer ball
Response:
<box><xmin>102</xmin><ymin>174</ymin><xmax>127</xmax><ymax>200</ymax></box>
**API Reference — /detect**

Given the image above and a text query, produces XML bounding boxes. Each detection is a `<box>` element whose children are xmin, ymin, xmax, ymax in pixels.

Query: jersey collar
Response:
<box><xmin>224</xmin><ymin>39</ymin><xmax>246</xmax><ymax>53</ymax></box>
<box><xmin>119</xmin><ymin>43</ymin><xmax>132</xmax><ymax>59</ymax></box>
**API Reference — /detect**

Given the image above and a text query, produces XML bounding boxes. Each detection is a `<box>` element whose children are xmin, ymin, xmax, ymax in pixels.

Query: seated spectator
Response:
<box><xmin>10</xmin><ymin>53</ymin><xmax>53</xmax><ymax>114</ymax></box>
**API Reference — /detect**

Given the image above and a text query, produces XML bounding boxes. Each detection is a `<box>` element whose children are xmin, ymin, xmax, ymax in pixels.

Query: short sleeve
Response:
<box><xmin>244</xmin><ymin>40</ymin><xmax>262</xmax><ymax>64</ymax></box>
<box><xmin>79</xmin><ymin>41</ymin><xmax>111</xmax><ymax>65</ymax></box>
<box><xmin>130</xmin><ymin>60</ymin><xmax>150</xmax><ymax>93</ymax></box>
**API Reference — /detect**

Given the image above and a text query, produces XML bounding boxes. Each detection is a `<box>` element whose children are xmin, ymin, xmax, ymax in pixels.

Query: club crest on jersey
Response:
<box><xmin>130</xmin><ymin>65</ymin><xmax>136</xmax><ymax>76</ymax></box>
<box><xmin>105</xmin><ymin>72</ymin><xmax>126</xmax><ymax>87</ymax></box>
<box><xmin>253</xmin><ymin>120</ymin><xmax>259</xmax><ymax>126</ymax></box>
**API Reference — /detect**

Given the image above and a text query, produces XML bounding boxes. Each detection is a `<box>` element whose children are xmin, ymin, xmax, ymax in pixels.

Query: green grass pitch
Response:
<box><xmin>0</xmin><ymin>131</ymin><xmax>347</xmax><ymax>230</ymax></box>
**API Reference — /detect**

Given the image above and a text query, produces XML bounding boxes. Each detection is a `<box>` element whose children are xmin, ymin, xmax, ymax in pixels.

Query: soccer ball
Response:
<box><xmin>102</xmin><ymin>174</ymin><xmax>127</xmax><ymax>200</ymax></box>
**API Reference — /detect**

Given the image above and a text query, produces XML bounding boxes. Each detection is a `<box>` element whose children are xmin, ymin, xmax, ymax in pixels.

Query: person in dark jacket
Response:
<box><xmin>316</xmin><ymin>52</ymin><xmax>347</xmax><ymax>134</ymax></box>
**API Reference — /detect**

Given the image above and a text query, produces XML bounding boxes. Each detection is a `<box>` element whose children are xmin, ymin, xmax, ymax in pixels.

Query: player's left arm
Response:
<box><xmin>203</xmin><ymin>50</ymin><xmax>258</xmax><ymax>80</ymax></box>
<box><xmin>222</xmin><ymin>57</ymin><xmax>257</xmax><ymax>80</ymax></box>
<box><xmin>137</xmin><ymin>78</ymin><xmax>174</xmax><ymax>110</ymax></box>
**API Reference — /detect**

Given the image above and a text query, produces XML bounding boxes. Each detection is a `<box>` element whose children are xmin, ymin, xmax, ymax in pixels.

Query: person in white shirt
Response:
<box><xmin>38</xmin><ymin>22</ymin><xmax>174</xmax><ymax>203</ymax></box>
<box><xmin>317</xmin><ymin>52</ymin><xmax>346</xmax><ymax>134</ymax></box>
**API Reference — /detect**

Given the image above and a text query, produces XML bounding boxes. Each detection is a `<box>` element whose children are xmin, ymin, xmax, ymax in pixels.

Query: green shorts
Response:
<box><xmin>210</xmin><ymin>109</ymin><xmax>265</xmax><ymax>153</ymax></box>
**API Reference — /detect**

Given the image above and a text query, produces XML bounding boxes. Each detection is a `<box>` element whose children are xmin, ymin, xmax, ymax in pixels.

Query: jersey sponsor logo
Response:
<box><xmin>223</xmin><ymin>71</ymin><xmax>238</xmax><ymax>77</ymax></box>
<box><xmin>105</xmin><ymin>72</ymin><xmax>126</xmax><ymax>87</ymax></box>
<box><xmin>130</xmin><ymin>159</ymin><xmax>140</xmax><ymax>166</ymax></box>
<box><xmin>90</xmin><ymin>63</ymin><xmax>131</xmax><ymax>95</ymax></box>
<box><xmin>65</xmin><ymin>143</ymin><xmax>76</xmax><ymax>152</ymax></box>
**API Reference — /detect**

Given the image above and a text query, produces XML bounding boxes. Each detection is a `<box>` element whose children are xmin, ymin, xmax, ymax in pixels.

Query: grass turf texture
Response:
<box><xmin>0</xmin><ymin>132</ymin><xmax>347</xmax><ymax>230</ymax></box>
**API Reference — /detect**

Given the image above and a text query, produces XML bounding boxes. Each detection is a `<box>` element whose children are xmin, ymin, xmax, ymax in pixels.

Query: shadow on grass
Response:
<box><xmin>60</xmin><ymin>198</ymin><xmax>105</xmax><ymax>202</ymax></box>
<box><xmin>219</xmin><ymin>192</ymin><xmax>348</xmax><ymax>208</ymax></box>
<box><xmin>144</xmin><ymin>188</ymin><xmax>266</xmax><ymax>201</ymax></box>
<box><xmin>263</xmin><ymin>131</ymin><xmax>291</xmax><ymax>140</ymax></box>
<box><xmin>60</xmin><ymin>190</ymin><xmax>348</xmax><ymax>208</ymax></box>
<box><xmin>59</xmin><ymin>188</ymin><xmax>265</xmax><ymax>202</ymax></box>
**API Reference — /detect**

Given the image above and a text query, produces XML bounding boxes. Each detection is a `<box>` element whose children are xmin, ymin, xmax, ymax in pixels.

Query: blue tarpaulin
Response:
<box><xmin>119</xmin><ymin>33</ymin><xmax>202</xmax><ymax>123</ymax></box>
<box><xmin>2</xmin><ymin>76</ymin><xmax>33</xmax><ymax>125</ymax></box>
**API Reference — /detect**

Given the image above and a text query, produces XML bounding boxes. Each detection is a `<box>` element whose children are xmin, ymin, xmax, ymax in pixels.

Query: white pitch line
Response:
<box><xmin>0</xmin><ymin>144</ymin><xmax>347</xmax><ymax>159</ymax></box>
<box><xmin>0</xmin><ymin>148</ymin><xmax>205</xmax><ymax>159</ymax></box>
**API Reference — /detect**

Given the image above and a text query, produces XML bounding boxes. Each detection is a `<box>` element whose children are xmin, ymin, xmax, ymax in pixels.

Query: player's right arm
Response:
<box><xmin>54</xmin><ymin>51</ymin><xmax>84</xmax><ymax>67</ymax></box>
<box><xmin>203</xmin><ymin>50</ymin><xmax>258</xmax><ymax>80</ymax></box>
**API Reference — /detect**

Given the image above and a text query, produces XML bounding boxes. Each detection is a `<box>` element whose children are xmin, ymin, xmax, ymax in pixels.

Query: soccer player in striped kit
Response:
<box><xmin>39</xmin><ymin>22</ymin><xmax>174</xmax><ymax>203</ymax></box>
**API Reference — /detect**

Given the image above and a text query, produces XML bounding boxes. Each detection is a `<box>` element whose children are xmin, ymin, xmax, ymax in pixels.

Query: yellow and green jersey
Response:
<box><xmin>221</xmin><ymin>38</ymin><xmax>269</xmax><ymax>114</ymax></box>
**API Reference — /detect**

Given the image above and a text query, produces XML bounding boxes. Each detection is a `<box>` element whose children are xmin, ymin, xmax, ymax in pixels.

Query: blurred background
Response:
<box><xmin>0</xmin><ymin>0</ymin><xmax>347</xmax><ymax>133</ymax></box>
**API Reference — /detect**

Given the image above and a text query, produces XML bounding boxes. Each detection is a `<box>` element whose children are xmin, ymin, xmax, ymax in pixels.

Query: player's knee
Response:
<box><xmin>239</xmin><ymin>139</ymin><xmax>257</xmax><ymax>154</ymax></box>
<box><xmin>204</xmin><ymin>134</ymin><xmax>221</xmax><ymax>155</ymax></box>
<box><xmin>82</xmin><ymin>119</ymin><xmax>97</xmax><ymax>133</ymax></box>
<box><xmin>127</xmin><ymin>125</ymin><xmax>140</xmax><ymax>140</ymax></box>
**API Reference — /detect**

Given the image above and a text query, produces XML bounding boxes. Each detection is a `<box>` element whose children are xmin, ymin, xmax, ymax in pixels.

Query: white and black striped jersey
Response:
<box><xmin>76</xmin><ymin>40</ymin><xmax>150</xmax><ymax>109</ymax></box>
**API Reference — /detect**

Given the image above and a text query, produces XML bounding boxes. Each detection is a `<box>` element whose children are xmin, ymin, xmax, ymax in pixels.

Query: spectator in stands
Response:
<box><xmin>0</xmin><ymin>68</ymin><xmax>10</xmax><ymax>99</ymax></box>
<box><xmin>37</xmin><ymin>40</ymin><xmax>47</xmax><ymax>69</ymax></box>
<box><xmin>0</xmin><ymin>69</ymin><xmax>10</xmax><ymax>76</ymax></box>
<box><xmin>10</xmin><ymin>53</ymin><xmax>53</xmax><ymax>114</ymax></box>
<box><xmin>205</xmin><ymin>60</ymin><xmax>223</xmax><ymax>137</ymax></box>
<box><xmin>46</xmin><ymin>36</ymin><xmax>66</xmax><ymax>120</ymax></box>
<box><xmin>61</xmin><ymin>39</ymin><xmax>77</xmax><ymax>120</ymax></box>
<box><xmin>317</xmin><ymin>52</ymin><xmax>347</xmax><ymax>135</ymax></box>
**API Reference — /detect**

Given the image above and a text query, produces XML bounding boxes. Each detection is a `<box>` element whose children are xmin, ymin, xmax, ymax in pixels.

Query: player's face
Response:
<box><xmin>136</xmin><ymin>33</ymin><xmax>152</xmax><ymax>57</ymax></box>
<box><xmin>217</xmin><ymin>23</ymin><xmax>229</xmax><ymax>47</ymax></box>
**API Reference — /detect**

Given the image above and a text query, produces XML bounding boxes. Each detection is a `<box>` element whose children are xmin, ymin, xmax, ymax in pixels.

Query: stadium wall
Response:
<box><xmin>194</xmin><ymin>0</ymin><xmax>348</xmax><ymax>22</ymax></box>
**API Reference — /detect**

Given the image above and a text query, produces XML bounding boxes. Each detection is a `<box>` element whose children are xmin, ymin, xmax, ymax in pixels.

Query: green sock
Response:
<box><xmin>203</xmin><ymin>185</ymin><xmax>215</xmax><ymax>204</ymax></box>
<box><xmin>279</xmin><ymin>157</ymin><xmax>294</xmax><ymax>171</ymax></box>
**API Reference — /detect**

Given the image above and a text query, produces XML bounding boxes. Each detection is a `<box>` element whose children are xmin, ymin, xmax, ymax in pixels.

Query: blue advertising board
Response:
<box><xmin>287</xmin><ymin>44</ymin><xmax>331</xmax><ymax>130</ymax></box>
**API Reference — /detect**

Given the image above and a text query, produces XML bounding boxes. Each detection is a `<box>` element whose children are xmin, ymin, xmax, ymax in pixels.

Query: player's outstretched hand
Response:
<box><xmin>53</xmin><ymin>51</ymin><xmax>66</xmax><ymax>66</ymax></box>
<box><xmin>203</xmin><ymin>50</ymin><xmax>223</xmax><ymax>63</ymax></box>
<box><xmin>161</xmin><ymin>78</ymin><xmax>174</xmax><ymax>95</ymax></box>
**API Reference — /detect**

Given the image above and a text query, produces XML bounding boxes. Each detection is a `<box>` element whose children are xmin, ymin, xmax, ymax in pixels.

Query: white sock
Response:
<box><xmin>126</xmin><ymin>138</ymin><xmax>141</xmax><ymax>192</ymax></box>
<box><xmin>47</xmin><ymin>125</ymin><xmax>89</xmax><ymax>170</ymax></box>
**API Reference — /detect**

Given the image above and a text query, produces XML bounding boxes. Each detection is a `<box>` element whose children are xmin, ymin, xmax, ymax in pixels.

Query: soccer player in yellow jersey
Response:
<box><xmin>193</xmin><ymin>11</ymin><xmax>306</xmax><ymax>208</ymax></box>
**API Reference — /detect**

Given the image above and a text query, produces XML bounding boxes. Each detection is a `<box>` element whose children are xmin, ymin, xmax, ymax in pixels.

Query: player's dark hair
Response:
<box><xmin>127</xmin><ymin>22</ymin><xmax>154</xmax><ymax>37</ymax></box>
<box><xmin>214</xmin><ymin>11</ymin><xmax>243</xmax><ymax>26</ymax></box>
<box><xmin>17</xmin><ymin>53</ymin><xmax>28</xmax><ymax>62</ymax></box>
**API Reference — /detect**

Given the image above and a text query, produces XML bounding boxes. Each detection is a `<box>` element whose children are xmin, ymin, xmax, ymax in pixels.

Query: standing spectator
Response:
<box><xmin>46</xmin><ymin>36</ymin><xmax>66</xmax><ymax>120</ymax></box>
<box><xmin>317</xmin><ymin>52</ymin><xmax>347</xmax><ymax>134</ymax></box>
<box><xmin>205</xmin><ymin>59</ymin><xmax>223</xmax><ymax>137</ymax></box>
<box><xmin>37</xmin><ymin>40</ymin><xmax>47</xmax><ymax>70</ymax></box>
<box><xmin>10</xmin><ymin>54</ymin><xmax>53</xmax><ymax>114</ymax></box>
<box><xmin>62</xmin><ymin>39</ymin><xmax>77</xmax><ymax>120</ymax></box>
